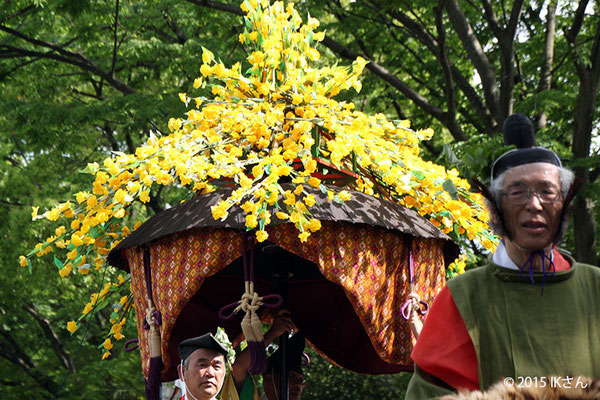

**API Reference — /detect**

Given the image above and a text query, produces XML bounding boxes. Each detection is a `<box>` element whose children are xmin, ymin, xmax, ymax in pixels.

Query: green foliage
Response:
<box><xmin>303</xmin><ymin>347</ymin><xmax>411</xmax><ymax>399</ymax></box>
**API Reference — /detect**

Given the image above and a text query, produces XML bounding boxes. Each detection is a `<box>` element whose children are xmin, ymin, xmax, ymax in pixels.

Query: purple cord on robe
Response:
<box><xmin>519</xmin><ymin>250</ymin><xmax>556</xmax><ymax>295</ymax></box>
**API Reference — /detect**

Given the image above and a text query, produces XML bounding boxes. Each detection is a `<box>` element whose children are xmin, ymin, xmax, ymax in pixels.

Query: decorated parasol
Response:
<box><xmin>107</xmin><ymin>183</ymin><xmax>459</xmax><ymax>382</ymax></box>
<box><xmin>106</xmin><ymin>184</ymin><xmax>459</xmax><ymax>399</ymax></box>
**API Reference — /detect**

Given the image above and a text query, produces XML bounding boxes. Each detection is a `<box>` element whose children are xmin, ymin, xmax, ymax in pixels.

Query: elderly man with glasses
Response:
<box><xmin>404</xmin><ymin>114</ymin><xmax>600</xmax><ymax>399</ymax></box>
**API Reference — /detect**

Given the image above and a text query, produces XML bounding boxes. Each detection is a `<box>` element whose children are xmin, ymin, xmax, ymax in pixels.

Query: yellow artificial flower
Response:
<box><xmin>276</xmin><ymin>212</ymin><xmax>289</xmax><ymax>220</ymax></box>
<box><xmin>46</xmin><ymin>208</ymin><xmax>60</xmax><ymax>221</ymax></box>
<box><xmin>66</xmin><ymin>249</ymin><xmax>78</xmax><ymax>260</ymax></box>
<box><xmin>245</xmin><ymin>214</ymin><xmax>258</xmax><ymax>229</ymax></box>
<box><xmin>307</xmin><ymin>177</ymin><xmax>321</xmax><ymax>188</ymax></box>
<box><xmin>103</xmin><ymin>339</ymin><xmax>113</xmax><ymax>350</ymax></box>
<box><xmin>202</xmin><ymin>49</ymin><xmax>214</xmax><ymax>64</ymax></box>
<box><xmin>256</xmin><ymin>230</ymin><xmax>269</xmax><ymax>242</ymax></box>
<box><xmin>298</xmin><ymin>231</ymin><xmax>310</xmax><ymax>242</ymax></box>
<box><xmin>304</xmin><ymin>194</ymin><xmax>316</xmax><ymax>207</ymax></box>
<box><xmin>338</xmin><ymin>190</ymin><xmax>351</xmax><ymax>201</ymax></box>
<box><xmin>67</xmin><ymin>321</ymin><xmax>78</xmax><ymax>333</ymax></box>
<box><xmin>19</xmin><ymin>255</ymin><xmax>28</xmax><ymax>267</ymax></box>
<box><xmin>83</xmin><ymin>303</ymin><xmax>93</xmax><ymax>315</ymax></box>
<box><xmin>306</xmin><ymin>218</ymin><xmax>321</xmax><ymax>232</ymax></box>
<box><xmin>59</xmin><ymin>264</ymin><xmax>73</xmax><ymax>277</ymax></box>
<box><xmin>70</xmin><ymin>233</ymin><xmax>83</xmax><ymax>247</ymax></box>
<box><xmin>139</xmin><ymin>190</ymin><xmax>150</xmax><ymax>203</ymax></box>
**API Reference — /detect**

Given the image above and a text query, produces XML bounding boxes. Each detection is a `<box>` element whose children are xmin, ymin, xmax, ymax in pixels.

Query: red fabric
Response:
<box><xmin>411</xmin><ymin>249</ymin><xmax>571</xmax><ymax>391</ymax></box>
<box><xmin>553</xmin><ymin>249</ymin><xmax>570</xmax><ymax>271</ymax></box>
<box><xmin>411</xmin><ymin>286</ymin><xmax>479</xmax><ymax>391</ymax></box>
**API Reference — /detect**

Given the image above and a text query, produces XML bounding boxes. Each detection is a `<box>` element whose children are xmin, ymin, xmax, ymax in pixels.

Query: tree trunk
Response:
<box><xmin>535</xmin><ymin>0</ymin><xmax>557</xmax><ymax>129</ymax></box>
<box><xmin>569</xmin><ymin>6</ymin><xmax>600</xmax><ymax>265</ymax></box>
<box><xmin>572</xmin><ymin>77</ymin><xmax>599</xmax><ymax>265</ymax></box>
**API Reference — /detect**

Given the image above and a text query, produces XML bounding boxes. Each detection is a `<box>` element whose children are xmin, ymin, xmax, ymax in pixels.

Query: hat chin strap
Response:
<box><xmin>180</xmin><ymin>361</ymin><xmax>200</xmax><ymax>400</ymax></box>
<box><xmin>509</xmin><ymin>240</ymin><xmax>554</xmax><ymax>255</ymax></box>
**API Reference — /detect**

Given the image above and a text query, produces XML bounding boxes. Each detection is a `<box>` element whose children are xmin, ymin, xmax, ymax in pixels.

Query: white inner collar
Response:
<box><xmin>492</xmin><ymin>241</ymin><xmax>554</xmax><ymax>271</ymax></box>
<box><xmin>491</xmin><ymin>241</ymin><xmax>519</xmax><ymax>270</ymax></box>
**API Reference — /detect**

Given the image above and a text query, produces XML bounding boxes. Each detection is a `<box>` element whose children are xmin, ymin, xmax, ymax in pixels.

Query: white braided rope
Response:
<box><xmin>406</xmin><ymin>291</ymin><xmax>424</xmax><ymax>338</ymax></box>
<box><xmin>234</xmin><ymin>281</ymin><xmax>265</xmax><ymax>343</ymax></box>
<box><xmin>145</xmin><ymin>299</ymin><xmax>162</xmax><ymax>357</ymax></box>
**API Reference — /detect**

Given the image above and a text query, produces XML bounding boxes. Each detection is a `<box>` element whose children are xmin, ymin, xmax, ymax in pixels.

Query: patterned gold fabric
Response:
<box><xmin>126</xmin><ymin>222</ymin><xmax>446</xmax><ymax>377</ymax></box>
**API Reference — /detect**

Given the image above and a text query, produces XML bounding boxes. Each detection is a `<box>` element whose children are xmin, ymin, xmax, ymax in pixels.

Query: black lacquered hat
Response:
<box><xmin>178</xmin><ymin>333</ymin><xmax>228</xmax><ymax>361</ymax></box>
<box><xmin>491</xmin><ymin>113</ymin><xmax>561</xmax><ymax>181</ymax></box>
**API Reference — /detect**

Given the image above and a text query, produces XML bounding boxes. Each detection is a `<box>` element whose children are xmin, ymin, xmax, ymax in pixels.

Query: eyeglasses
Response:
<box><xmin>501</xmin><ymin>186</ymin><xmax>561</xmax><ymax>205</ymax></box>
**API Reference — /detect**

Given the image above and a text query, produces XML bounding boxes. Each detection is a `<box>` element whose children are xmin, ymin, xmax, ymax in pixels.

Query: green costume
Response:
<box><xmin>405</xmin><ymin>254</ymin><xmax>600</xmax><ymax>399</ymax></box>
<box><xmin>220</xmin><ymin>374</ymin><xmax>260</xmax><ymax>400</ymax></box>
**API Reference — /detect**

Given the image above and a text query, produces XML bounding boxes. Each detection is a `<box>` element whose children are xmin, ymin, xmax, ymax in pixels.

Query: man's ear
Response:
<box><xmin>489</xmin><ymin>207</ymin><xmax>500</xmax><ymax>225</ymax></box>
<box><xmin>178</xmin><ymin>361</ymin><xmax>184</xmax><ymax>380</ymax></box>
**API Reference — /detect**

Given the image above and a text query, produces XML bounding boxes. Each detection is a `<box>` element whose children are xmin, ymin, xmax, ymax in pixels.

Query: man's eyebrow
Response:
<box><xmin>195</xmin><ymin>357</ymin><xmax>224</xmax><ymax>364</ymax></box>
<box><xmin>506</xmin><ymin>179</ymin><xmax>557</xmax><ymax>187</ymax></box>
<box><xmin>505</xmin><ymin>180</ymin><xmax>526</xmax><ymax>187</ymax></box>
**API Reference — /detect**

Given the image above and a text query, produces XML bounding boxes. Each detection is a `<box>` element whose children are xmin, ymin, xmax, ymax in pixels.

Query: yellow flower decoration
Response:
<box><xmin>67</xmin><ymin>321</ymin><xmax>78</xmax><ymax>333</ymax></box>
<box><xmin>19</xmin><ymin>255</ymin><xmax>29</xmax><ymax>267</ymax></box>
<box><xmin>102</xmin><ymin>338</ymin><xmax>113</xmax><ymax>351</ymax></box>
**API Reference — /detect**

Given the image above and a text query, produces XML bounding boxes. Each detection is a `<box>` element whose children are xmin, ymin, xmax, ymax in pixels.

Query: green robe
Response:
<box><xmin>405</xmin><ymin>255</ymin><xmax>600</xmax><ymax>399</ymax></box>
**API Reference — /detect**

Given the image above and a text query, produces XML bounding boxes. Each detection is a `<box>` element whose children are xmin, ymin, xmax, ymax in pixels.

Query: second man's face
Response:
<box><xmin>500</xmin><ymin>163</ymin><xmax>563</xmax><ymax>251</ymax></box>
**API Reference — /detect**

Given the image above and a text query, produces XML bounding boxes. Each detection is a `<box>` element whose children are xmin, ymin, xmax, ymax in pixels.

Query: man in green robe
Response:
<box><xmin>405</xmin><ymin>114</ymin><xmax>600</xmax><ymax>399</ymax></box>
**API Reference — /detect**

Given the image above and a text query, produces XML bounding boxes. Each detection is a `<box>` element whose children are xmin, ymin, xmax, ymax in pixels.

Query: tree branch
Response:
<box><xmin>22</xmin><ymin>303</ymin><xmax>74</xmax><ymax>372</ymax></box>
<box><xmin>0</xmin><ymin>325</ymin><xmax>60</xmax><ymax>396</ymax></box>
<box><xmin>480</xmin><ymin>0</ymin><xmax>503</xmax><ymax>38</ymax></box>
<box><xmin>444</xmin><ymin>0</ymin><xmax>500</xmax><ymax>122</ymax></box>
<box><xmin>0</xmin><ymin>5</ymin><xmax>36</xmax><ymax>24</ymax></box>
<box><xmin>110</xmin><ymin>0</ymin><xmax>120</xmax><ymax>79</ymax></box>
<box><xmin>565</xmin><ymin>0</ymin><xmax>590</xmax><ymax>45</ymax></box>
<box><xmin>164</xmin><ymin>12</ymin><xmax>188</xmax><ymax>45</ymax></box>
<box><xmin>184</xmin><ymin>0</ymin><xmax>244</xmax><ymax>16</ymax></box>
<box><xmin>434</xmin><ymin>0</ymin><xmax>456</xmax><ymax>119</ymax></box>
<box><xmin>0</xmin><ymin>25</ymin><xmax>136</xmax><ymax>95</ymax></box>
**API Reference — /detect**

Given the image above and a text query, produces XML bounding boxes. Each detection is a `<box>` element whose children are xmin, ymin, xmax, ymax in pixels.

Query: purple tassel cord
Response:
<box><xmin>217</xmin><ymin>234</ymin><xmax>282</xmax><ymax>375</ymax></box>
<box><xmin>145</xmin><ymin>356</ymin><xmax>163</xmax><ymax>400</ymax></box>
<box><xmin>247</xmin><ymin>340</ymin><xmax>268</xmax><ymax>374</ymax></box>
<box><xmin>518</xmin><ymin>250</ymin><xmax>556</xmax><ymax>294</ymax></box>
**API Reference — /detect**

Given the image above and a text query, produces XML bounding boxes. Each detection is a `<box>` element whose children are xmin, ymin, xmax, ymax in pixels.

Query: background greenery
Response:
<box><xmin>1</xmin><ymin>0</ymin><xmax>598</xmax><ymax>398</ymax></box>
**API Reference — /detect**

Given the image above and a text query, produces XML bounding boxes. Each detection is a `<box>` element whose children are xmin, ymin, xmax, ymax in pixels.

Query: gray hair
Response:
<box><xmin>486</xmin><ymin>165</ymin><xmax>575</xmax><ymax>239</ymax></box>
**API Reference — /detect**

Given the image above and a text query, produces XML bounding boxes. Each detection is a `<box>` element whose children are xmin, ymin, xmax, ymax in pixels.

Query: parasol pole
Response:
<box><xmin>266</xmin><ymin>245</ymin><xmax>290</xmax><ymax>400</ymax></box>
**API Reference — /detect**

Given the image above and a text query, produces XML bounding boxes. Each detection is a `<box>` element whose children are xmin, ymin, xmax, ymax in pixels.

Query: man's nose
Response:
<box><xmin>204</xmin><ymin>366</ymin><xmax>216</xmax><ymax>377</ymax></box>
<box><xmin>526</xmin><ymin>191</ymin><xmax>544</xmax><ymax>209</ymax></box>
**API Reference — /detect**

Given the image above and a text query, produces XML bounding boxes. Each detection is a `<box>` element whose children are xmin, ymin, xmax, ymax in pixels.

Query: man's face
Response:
<box><xmin>264</xmin><ymin>370</ymin><xmax>304</xmax><ymax>400</ymax></box>
<box><xmin>180</xmin><ymin>348</ymin><xmax>226</xmax><ymax>400</ymax></box>
<box><xmin>500</xmin><ymin>163</ymin><xmax>563</xmax><ymax>251</ymax></box>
